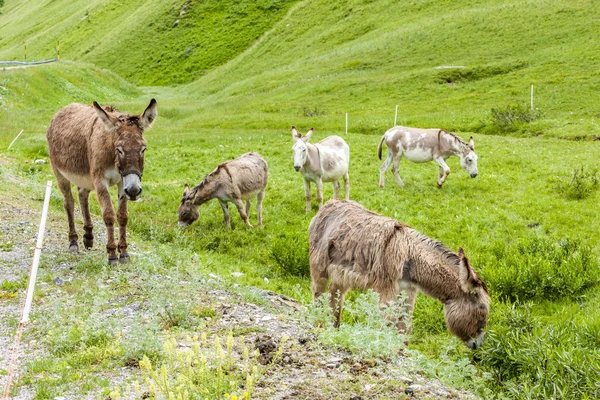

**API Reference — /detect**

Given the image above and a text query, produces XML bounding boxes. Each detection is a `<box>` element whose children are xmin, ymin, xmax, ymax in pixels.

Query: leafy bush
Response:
<box><xmin>477</xmin><ymin>103</ymin><xmax>541</xmax><ymax>134</ymax></box>
<box><xmin>302</xmin><ymin>106</ymin><xmax>327</xmax><ymax>117</ymax></box>
<box><xmin>480</xmin><ymin>236</ymin><xmax>600</xmax><ymax>302</ymax></box>
<box><xmin>478</xmin><ymin>305</ymin><xmax>600</xmax><ymax>399</ymax></box>
<box><xmin>435</xmin><ymin>62</ymin><xmax>525</xmax><ymax>84</ymax></box>
<box><xmin>553</xmin><ymin>165</ymin><xmax>599</xmax><ymax>200</ymax></box>
<box><xmin>270</xmin><ymin>234</ymin><xmax>309</xmax><ymax>276</ymax></box>
<box><xmin>122</xmin><ymin>329</ymin><xmax>163</xmax><ymax>367</ymax></box>
<box><xmin>308</xmin><ymin>291</ymin><xmax>408</xmax><ymax>358</ymax></box>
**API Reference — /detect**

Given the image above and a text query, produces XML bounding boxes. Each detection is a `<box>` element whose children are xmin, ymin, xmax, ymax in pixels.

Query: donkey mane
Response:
<box><xmin>407</xmin><ymin>228</ymin><xmax>461</xmax><ymax>267</ymax></box>
<box><xmin>408</xmin><ymin>229</ymin><xmax>489</xmax><ymax>293</ymax></box>
<box><xmin>185</xmin><ymin>163</ymin><xmax>232</xmax><ymax>201</ymax></box>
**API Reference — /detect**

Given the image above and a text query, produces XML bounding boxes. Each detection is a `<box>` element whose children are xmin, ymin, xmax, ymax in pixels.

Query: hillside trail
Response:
<box><xmin>0</xmin><ymin>155</ymin><xmax>476</xmax><ymax>399</ymax></box>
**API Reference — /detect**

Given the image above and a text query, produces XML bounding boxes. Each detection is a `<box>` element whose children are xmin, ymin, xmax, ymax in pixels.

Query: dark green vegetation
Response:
<box><xmin>2</xmin><ymin>0</ymin><xmax>600</xmax><ymax>398</ymax></box>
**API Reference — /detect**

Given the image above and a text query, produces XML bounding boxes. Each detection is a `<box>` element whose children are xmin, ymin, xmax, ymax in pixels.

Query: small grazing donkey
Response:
<box><xmin>178</xmin><ymin>152</ymin><xmax>268</xmax><ymax>228</ymax></box>
<box><xmin>291</xmin><ymin>126</ymin><xmax>350</xmax><ymax>213</ymax></box>
<box><xmin>309</xmin><ymin>199</ymin><xmax>490</xmax><ymax>349</ymax></box>
<box><xmin>377</xmin><ymin>126</ymin><xmax>478</xmax><ymax>188</ymax></box>
<box><xmin>47</xmin><ymin>99</ymin><xmax>157</xmax><ymax>265</ymax></box>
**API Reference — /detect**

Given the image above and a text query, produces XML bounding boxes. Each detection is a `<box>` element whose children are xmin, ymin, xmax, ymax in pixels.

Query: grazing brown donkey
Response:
<box><xmin>47</xmin><ymin>99</ymin><xmax>157</xmax><ymax>265</ymax></box>
<box><xmin>309</xmin><ymin>199</ymin><xmax>490</xmax><ymax>349</ymax></box>
<box><xmin>178</xmin><ymin>152</ymin><xmax>268</xmax><ymax>229</ymax></box>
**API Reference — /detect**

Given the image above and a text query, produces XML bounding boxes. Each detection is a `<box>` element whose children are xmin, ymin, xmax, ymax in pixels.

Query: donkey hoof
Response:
<box><xmin>119</xmin><ymin>254</ymin><xmax>130</xmax><ymax>264</ymax></box>
<box><xmin>69</xmin><ymin>241</ymin><xmax>78</xmax><ymax>253</ymax></box>
<box><xmin>83</xmin><ymin>239</ymin><xmax>93</xmax><ymax>250</ymax></box>
<box><xmin>108</xmin><ymin>256</ymin><xmax>118</xmax><ymax>266</ymax></box>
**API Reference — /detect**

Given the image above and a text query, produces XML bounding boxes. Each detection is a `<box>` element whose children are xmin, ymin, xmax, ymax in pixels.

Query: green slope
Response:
<box><xmin>0</xmin><ymin>0</ymin><xmax>297</xmax><ymax>85</ymax></box>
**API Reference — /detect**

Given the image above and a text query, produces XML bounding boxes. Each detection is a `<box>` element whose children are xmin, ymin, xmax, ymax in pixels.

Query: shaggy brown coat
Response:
<box><xmin>47</xmin><ymin>100</ymin><xmax>157</xmax><ymax>265</ymax></box>
<box><xmin>178</xmin><ymin>152</ymin><xmax>268</xmax><ymax>228</ymax></box>
<box><xmin>309</xmin><ymin>199</ymin><xmax>490</xmax><ymax>348</ymax></box>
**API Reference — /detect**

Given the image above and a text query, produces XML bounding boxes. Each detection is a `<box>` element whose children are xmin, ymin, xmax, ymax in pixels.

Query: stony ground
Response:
<box><xmin>0</xmin><ymin>155</ymin><xmax>476</xmax><ymax>399</ymax></box>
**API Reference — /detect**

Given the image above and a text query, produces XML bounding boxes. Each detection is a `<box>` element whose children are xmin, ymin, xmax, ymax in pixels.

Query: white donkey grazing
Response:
<box><xmin>291</xmin><ymin>126</ymin><xmax>350</xmax><ymax>213</ymax></box>
<box><xmin>377</xmin><ymin>126</ymin><xmax>478</xmax><ymax>188</ymax></box>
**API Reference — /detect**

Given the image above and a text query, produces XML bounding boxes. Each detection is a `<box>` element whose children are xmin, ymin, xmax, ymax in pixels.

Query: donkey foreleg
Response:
<box><xmin>233</xmin><ymin>198</ymin><xmax>253</xmax><ymax>228</ymax></box>
<box><xmin>55</xmin><ymin>173</ymin><xmax>78</xmax><ymax>253</ymax></box>
<box><xmin>332</xmin><ymin>180</ymin><xmax>341</xmax><ymax>199</ymax></box>
<box><xmin>117</xmin><ymin>194</ymin><xmax>129</xmax><ymax>264</ymax></box>
<box><xmin>435</xmin><ymin>157</ymin><xmax>451</xmax><ymax>188</ymax></box>
<box><xmin>304</xmin><ymin>179</ymin><xmax>312</xmax><ymax>213</ymax></box>
<box><xmin>379</xmin><ymin>152</ymin><xmax>393</xmax><ymax>188</ymax></box>
<box><xmin>95</xmin><ymin>183</ymin><xmax>118</xmax><ymax>265</ymax></box>
<box><xmin>219</xmin><ymin>200</ymin><xmax>231</xmax><ymax>229</ymax></box>
<box><xmin>379</xmin><ymin>285</ymin><xmax>418</xmax><ymax>336</ymax></box>
<box><xmin>315</xmin><ymin>178</ymin><xmax>324</xmax><ymax>209</ymax></box>
<box><xmin>329</xmin><ymin>282</ymin><xmax>349</xmax><ymax>328</ymax></box>
<box><xmin>78</xmin><ymin>187</ymin><xmax>94</xmax><ymax>250</ymax></box>
<box><xmin>256</xmin><ymin>191</ymin><xmax>265</xmax><ymax>227</ymax></box>
<box><xmin>343</xmin><ymin>172</ymin><xmax>350</xmax><ymax>200</ymax></box>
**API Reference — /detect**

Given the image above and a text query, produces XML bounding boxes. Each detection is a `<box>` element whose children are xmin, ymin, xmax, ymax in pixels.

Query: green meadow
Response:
<box><xmin>1</xmin><ymin>0</ymin><xmax>600</xmax><ymax>398</ymax></box>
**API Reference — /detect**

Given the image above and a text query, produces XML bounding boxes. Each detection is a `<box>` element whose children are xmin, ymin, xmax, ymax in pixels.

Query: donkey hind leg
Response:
<box><xmin>391</xmin><ymin>154</ymin><xmax>405</xmax><ymax>187</ymax></box>
<box><xmin>256</xmin><ymin>190</ymin><xmax>265</xmax><ymax>227</ymax></box>
<box><xmin>55</xmin><ymin>173</ymin><xmax>78</xmax><ymax>253</ymax></box>
<box><xmin>343</xmin><ymin>171</ymin><xmax>350</xmax><ymax>200</ymax></box>
<box><xmin>435</xmin><ymin>157</ymin><xmax>451</xmax><ymax>188</ymax></box>
<box><xmin>78</xmin><ymin>188</ymin><xmax>94</xmax><ymax>249</ymax></box>
<box><xmin>379</xmin><ymin>150</ymin><xmax>393</xmax><ymax>188</ymax></box>
<box><xmin>332</xmin><ymin>180</ymin><xmax>341</xmax><ymax>199</ymax></box>
<box><xmin>233</xmin><ymin>198</ymin><xmax>253</xmax><ymax>228</ymax></box>
<box><xmin>219</xmin><ymin>200</ymin><xmax>231</xmax><ymax>229</ymax></box>
<box><xmin>117</xmin><ymin>194</ymin><xmax>130</xmax><ymax>264</ymax></box>
<box><xmin>329</xmin><ymin>282</ymin><xmax>349</xmax><ymax>328</ymax></box>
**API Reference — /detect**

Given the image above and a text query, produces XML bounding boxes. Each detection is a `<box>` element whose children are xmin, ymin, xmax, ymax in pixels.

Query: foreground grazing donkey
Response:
<box><xmin>291</xmin><ymin>126</ymin><xmax>350</xmax><ymax>213</ymax></box>
<box><xmin>47</xmin><ymin>99</ymin><xmax>157</xmax><ymax>265</ymax></box>
<box><xmin>178</xmin><ymin>152</ymin><xmax>268</xmax><ymax>229</ymax></box>
<box><xmin>309</xmin><ymin>199</ymin><xmax>490</xmax><ymax>349</ymax></box>
<box><xmin>377</xmin><ymin>126</ymin><xmax>478</xmax><ymax>188</ymax></box>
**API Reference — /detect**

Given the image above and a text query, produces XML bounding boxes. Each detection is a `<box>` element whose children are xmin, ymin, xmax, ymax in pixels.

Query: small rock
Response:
<box><xmin>263</xmin><ymin>277</ymin><xmax>269</xmax><ymax>283</ymax></box>
<box><xmin>260</xmin><ymin>315</ymin><xmax>273</xmax><ymax>321</ymax></box>
<box><xmin>34</xmin><ymin>159</ymin><xmax>46</xmax><ymax>164</ymax></box>
<box><xmin>231</xmin><ymin>272</ymin><xmax>244</xmax><ymax>277</ymax></box>
<box><xmin>52</xmin><ymin>276</ymin><xmax>65</xmax><ymax>285</ymax></box>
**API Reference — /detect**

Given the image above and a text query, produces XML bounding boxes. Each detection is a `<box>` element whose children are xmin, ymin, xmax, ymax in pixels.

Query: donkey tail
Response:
<box><xmin>377</xmin><ymin>134</ymin><xmax>386</xmax><ymax>160</ymax></box>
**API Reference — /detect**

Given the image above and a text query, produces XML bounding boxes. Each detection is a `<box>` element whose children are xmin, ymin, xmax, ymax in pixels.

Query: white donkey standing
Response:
<box><xmin>291</xmin><ymin>126</ymin><xmax>350</xmax><ymax>213</ymax></box>
<box><xmin>377</xmin><ymin>126</ymin><xmax>478</xmax><ymax>188</ymax></box>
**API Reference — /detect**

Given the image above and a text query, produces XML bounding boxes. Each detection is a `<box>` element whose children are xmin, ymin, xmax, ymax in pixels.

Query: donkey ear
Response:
<box><xmin>93</xmin><ymin>101</ymin><xmax>118</xmax><ymax>131</ymax></box>
<box><xmin>183</xmin><ymin>184</ymin><xmax>190</xmax><ymax>197</ymax></box>
<box><xmin>303</xmin><ymin>128</ymin><xmax>314</xmax><ymax>142</ymax></box>
<box><xmin>140</xmin><ymin>99</ymin><xmax>158</xmax><ymax>129</ymax></box>
<box><xmin>469</xmin><ymin>136</ymin><xmax>475</xmax><ymax>151</ymax></box>
<box><xmin>292</xmin><ymin>126</ymin><xmax>302</xmax><ymax>141</ymax></box>
<box><xmin>458</xmin><ymin>247</ymin><xmax>479</xmax><ymax>294</ymax></box>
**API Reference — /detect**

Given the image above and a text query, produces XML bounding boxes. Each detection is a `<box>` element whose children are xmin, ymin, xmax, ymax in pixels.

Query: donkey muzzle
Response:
<box><xmin>294</xmin><ymin>165</ymin><xmax>301</xmax><ymax>172</ymax></box>
<box><xmin>470</xmin><ymin>173</ymin><xmax>478</xmax><ymax>178</ymax></box>
<box><xmin>178</xmin><ymin>221</ymin><xmax>189</xmax><ymax>228</ymax></box>
<box><xmin>467</xmin><ymin>332</ymin><xmax>485</xmax><ymax>349</ymax></box>
<box><xmin>122</xmin><ymin>172</ymin><xmax>143</xmax><ymax>201</ymax></box>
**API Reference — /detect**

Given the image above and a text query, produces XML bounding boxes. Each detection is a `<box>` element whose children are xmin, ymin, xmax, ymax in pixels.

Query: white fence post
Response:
<box><xmin>345</xmin><ymin>113</ymin><xmax>348</xmax><ymax>134</ymax></box>
<box><xmin>394</xmin><ymin>105</ymin><xmax>398</xmax><ymax>126</ymax></box>
<box><xmin>530</xmin><ymin>84</ymin><xmax>534</xmax><ymax>109</ymax></box>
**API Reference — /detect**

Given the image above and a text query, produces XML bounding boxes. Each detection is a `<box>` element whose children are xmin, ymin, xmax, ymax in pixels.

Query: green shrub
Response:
<box><xmin>553</xmin><ymin>165</ymin><xmax>599</xmax><ymax>200</ymax></box>
<box><xmin>478</xmin><ymin>307</ymin><xmax>600</xmax><ymax>399</ymax></box>
<box><xmin>270</xmin><ymin>234</ymin><xmax>309</xmax><ymax>276</ymax></box>
<box><xmin>477</xmin><ymin>103</ymin><xmax>541</xmax><ymax>134</ymax></box>
<box><xmin>480</xmin><ymin>236</ymin><xmax>600</xmax><ymax>302</ymax></box>
<box><xmin>122</xmin><ymin>329</ymin><xmax>163</xmax><ymax>367</ymax></box>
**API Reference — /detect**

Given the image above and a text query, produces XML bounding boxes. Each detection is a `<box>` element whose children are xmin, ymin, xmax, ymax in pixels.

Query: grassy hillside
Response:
<box><xmin>0</xmin><ymin>0</ymin><xmax>297</xmax><ymax>85</ymax></box>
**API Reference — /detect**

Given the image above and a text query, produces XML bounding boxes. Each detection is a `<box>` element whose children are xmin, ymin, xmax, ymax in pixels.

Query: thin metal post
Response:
<box><xmin>530</xmin><ymin>84</ymin><xmax>534</xmax><ymax>109</ymax></box>
<box><xmin>394</xmin><ymin>105</ymin><xmax>398</xmax><ymax>126</ymax></box>
<box><xmin>345</xmin><ymin>113</ymin><xmax>348</xmax><ymax>134</ymax></box>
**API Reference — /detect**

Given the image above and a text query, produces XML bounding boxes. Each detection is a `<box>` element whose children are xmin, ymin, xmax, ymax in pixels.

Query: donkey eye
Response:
<box><xmin>141</xmin><ymin>147</ymin><xmax>147</xmax><ymax>154</ymax></box>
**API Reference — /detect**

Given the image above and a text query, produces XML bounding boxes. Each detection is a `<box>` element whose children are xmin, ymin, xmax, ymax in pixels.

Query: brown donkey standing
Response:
<box><xmin>47</xmin><ymin>99</ymin><xmax>157</xmax><ymax>265</ymax></box>
<box><xmin>309</xmin><ymin>199</ymin><xmax>490</xmax><ymax>349</ymax></box>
